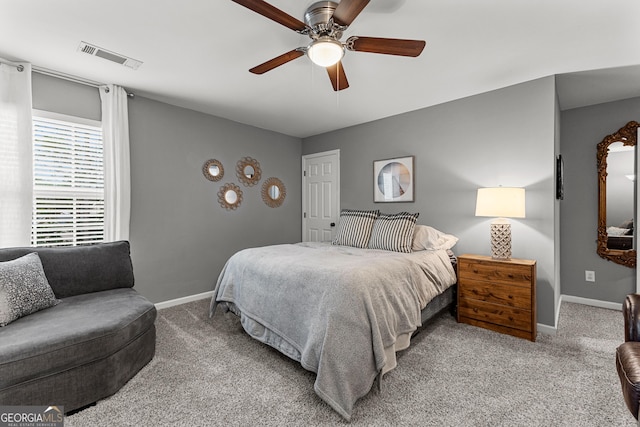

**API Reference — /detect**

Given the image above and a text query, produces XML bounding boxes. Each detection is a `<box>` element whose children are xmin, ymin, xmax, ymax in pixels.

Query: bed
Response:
<box><xmin>209</xmin><ymin>211</ymin><xmax>458</xmax><ymax>420</ymax></box>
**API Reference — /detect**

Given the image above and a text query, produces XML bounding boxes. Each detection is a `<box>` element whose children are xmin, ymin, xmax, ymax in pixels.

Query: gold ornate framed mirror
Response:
<box><xmin>261</xmin><ymin>177</ymin><xmax>286</xmax><ymax>208</ymax></box>
<box><xmin>203</xmin><ymin>159</ymin><xmax>224</xmax><ymax>182</ymax></box>
<box><xmin>236</xmin><ymin>157</ymin><xmax>262</xmax><ymax>187</ymax></box>
<box><xmin>217</xmin><ymin>183</ymin><xmax>243</xmax><ymax>210</ymax></box>
<box><xmin>597</xmin><ymin>120</ymin><xmax>638</xmax><ymax>268</ymax></box>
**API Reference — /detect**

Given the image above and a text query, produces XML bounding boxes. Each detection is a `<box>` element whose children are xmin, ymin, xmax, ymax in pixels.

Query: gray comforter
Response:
<box><xmin>209</xmin><ymin>242</ymin><xmax>456</xmax><ymax>420</ymax></box>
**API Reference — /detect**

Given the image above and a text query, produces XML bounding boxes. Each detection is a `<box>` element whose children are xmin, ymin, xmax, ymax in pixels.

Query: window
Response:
<box><xmin>31</xmin><ymin>110</ymin><xmax>104</xmax><ymax>247</ymax></box>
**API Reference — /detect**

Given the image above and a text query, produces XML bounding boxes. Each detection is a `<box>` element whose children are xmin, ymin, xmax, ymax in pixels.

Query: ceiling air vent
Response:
<box><xmin>77</xmin><ymin>42</ymin><xmax>142</xmax><ymax>70</ymax></box>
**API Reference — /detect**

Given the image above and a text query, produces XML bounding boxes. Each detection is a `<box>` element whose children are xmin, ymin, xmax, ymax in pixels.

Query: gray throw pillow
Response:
<box><xmin>0</xmin><ymin>252</ymin><xmax>59</xmax><ymax>327</ymax></box>
<box><xmin>368</xmin><ymin>212</ymin><xmax>420</xmax><ymax>253</ymax></box>
<box><xmin>332</xmin><ymin>209</ymin><xmax>380</xmax><ymax>248</ymax></box>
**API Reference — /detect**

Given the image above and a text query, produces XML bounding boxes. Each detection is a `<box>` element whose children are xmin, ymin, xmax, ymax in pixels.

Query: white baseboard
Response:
<box><xmin>535</xmin><ymin>294</ymin><xmax>621</xmax><ymax>337</ymax></box>
<box><xmin>560</xmin><ymin>294</ymin><xmax>622</xmax><ymax>311</ymax></box>
<box><xmin>537</xmin><ymin>322</ymin><xmax>557</xmax><ymax>336</ymax></box>
<box><xmin>155</xmin><ymin>291</ymin><xmax>214</xmax><ymax>310</ymax></box>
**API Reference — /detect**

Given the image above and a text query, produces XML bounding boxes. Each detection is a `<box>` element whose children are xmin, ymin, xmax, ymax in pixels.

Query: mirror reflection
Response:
<box><xmin>597</xmin><ymin>120</ymin><xmax>638</xmax><ymax>268</ymax></box>
<box><xmin>225</xmin><ymin>190</ymin><xmax>238</xmax><ymax>204</ymax></box>
<box><xmin>236</xmin><ymin>157</ymin><xmax>262</xmax><ymax>187</ymax></box>
<box><xmin>218</xmin><ymin>183</ymin><xmax>243</xmax><ymax>210</ymax></box>
<box><xmin>269</xmin><ymin>185</ymin><xmax>280</xmax><ymax>200</ymax></box>
<box><xmin>606</xmin><ymin>142</ymin><xmax>634</xmax><ymax>250</ymax></box>
<box><xmin>261</xmin><ymin>177</ymin><xmax>286</xmax><ymax>208</ymax></box>
<box><xmin>203</xmin><ymin>159</ymin><xmax>224</xmax><ymax>182</ymax></box>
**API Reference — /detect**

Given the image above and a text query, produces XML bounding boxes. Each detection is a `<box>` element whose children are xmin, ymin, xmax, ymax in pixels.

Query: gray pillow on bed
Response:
<box><xmin>332</xmin><ymin>209</ymin><xmax>380</xmax><ymax>248</ymax></box>
<box><xmin>0</xmin><ymin>253</ymin><xmax>59</xmax><ymax>327</ymax></box>
<box><xmin>368</xmin><ymin>212</ymin><xmax>419</xmax><ymax>253</ymax></box>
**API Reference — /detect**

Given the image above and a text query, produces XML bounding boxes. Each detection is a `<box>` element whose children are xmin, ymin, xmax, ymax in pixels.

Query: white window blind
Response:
<box><xmin>32</xmin><ymin>111</ymin><xmax>104</xmax><ymax>247</ymax></box>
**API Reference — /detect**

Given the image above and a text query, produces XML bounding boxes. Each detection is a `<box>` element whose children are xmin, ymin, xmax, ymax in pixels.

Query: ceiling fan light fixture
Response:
<box><xmin>307</xmin><ymin>37</ymin><xmax>344</xmax><ymax>67</ymax></box>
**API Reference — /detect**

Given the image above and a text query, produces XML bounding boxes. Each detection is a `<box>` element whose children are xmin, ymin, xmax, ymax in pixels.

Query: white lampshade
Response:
<box><xmin>475</xmin><ymin>187</ymin><xmax>526</xmax><ymax>219</ymax></box>
<box><xmin>307</xmin><ymin>38</ymin><xmax>344</xmax><ymax>67</ymax></box>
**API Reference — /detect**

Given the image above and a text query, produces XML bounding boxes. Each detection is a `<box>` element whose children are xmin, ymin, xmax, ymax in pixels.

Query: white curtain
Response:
<box><xmin>100</xmin><ymin>84</ymin><xmax>131</xmax><ymax>242</ymax></box>
<box><xmin>0</xmin><ymin>61</ymin><xmax>33</xmax><ymax>247</ymax></box>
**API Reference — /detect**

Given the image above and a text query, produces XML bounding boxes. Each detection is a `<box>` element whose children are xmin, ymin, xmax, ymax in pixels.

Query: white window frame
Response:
<box><xmin>31</xmin><ymin>109</ymin><xmax>105</xmax><ymax>247</ymax></box>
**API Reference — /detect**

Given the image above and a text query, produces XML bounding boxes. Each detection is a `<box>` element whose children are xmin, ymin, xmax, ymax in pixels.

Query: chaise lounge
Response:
<box><xmin>0</xmin><ymin>241</ymin><xmax>156</xmax><ymax>413</ymax></box>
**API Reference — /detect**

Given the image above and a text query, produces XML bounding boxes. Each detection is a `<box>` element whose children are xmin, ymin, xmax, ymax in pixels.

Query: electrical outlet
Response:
<box><xmin>585</xmin><ymin>270</ymin><xmax>595</xmax><ymax>282</ymax></box>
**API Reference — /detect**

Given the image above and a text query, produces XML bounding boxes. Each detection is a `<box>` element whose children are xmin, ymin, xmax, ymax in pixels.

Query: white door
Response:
<box><xmin>302</xmin><ymin>149</ymin><xmax>340</xmax><ymax>242</ymax></box>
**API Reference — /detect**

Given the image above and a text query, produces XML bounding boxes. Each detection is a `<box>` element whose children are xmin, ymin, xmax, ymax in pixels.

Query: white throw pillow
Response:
<box><xmin>412</xmin><ymin>225</ymin><xmax>459</xmax><ymax>251</ymax></box>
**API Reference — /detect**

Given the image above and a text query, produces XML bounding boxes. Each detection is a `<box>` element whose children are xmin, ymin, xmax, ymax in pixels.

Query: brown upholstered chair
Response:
<box><xmin>616</xmin><ymin>294</ymin><xmax>640</xmax><ymax>424</ymax></box>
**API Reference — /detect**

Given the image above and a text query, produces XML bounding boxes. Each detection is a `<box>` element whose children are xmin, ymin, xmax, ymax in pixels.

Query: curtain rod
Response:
<box><xmin>0</xmin><ymin>57</ymin><xmax>25</xmax><ymax>71</ymax></box>
<box><xmin>33</xmin><ymin>66</ymin><xmax>134</xmax><ymax>98</ymax></box>
<box><xmin>0</xmin><ymin>59</ymin><xmax>135</xmax><ymax>97</ymax></box>
<box><xmin>34</xmin><ymin>66</ymin><xmax>103</xmax><ymax>88</ymax></box>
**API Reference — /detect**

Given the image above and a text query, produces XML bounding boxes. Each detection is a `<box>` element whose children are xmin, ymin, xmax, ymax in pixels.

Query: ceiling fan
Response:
<box><xmin>232</xmin><ymin>0</ymin><xmax>426</xmax><ymax>91</ymax></box>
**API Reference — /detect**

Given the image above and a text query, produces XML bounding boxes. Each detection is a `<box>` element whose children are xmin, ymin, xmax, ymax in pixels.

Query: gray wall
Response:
<box><xmin>32</xmin><ymin>73</ymin><xmax>101</xmax><ymax>121</ymax></box>
<box><xmin>127</xmin><ymin>97</ymin><xmax>301</xmax><ymax>302</ymax></box>
<box><xmin>32</xmin><ymin>73</ymin><xmax>302</xmax><ymax>303</ymax></box>
<box><xmin>302</xmin><ymin>77</ymin><xmax>558</xmax><ymax>327</ymax></box>
<box><xmin>560</xmin><ymin>97</ymin><xmax>640</xmax><ymax>303</ymax></box>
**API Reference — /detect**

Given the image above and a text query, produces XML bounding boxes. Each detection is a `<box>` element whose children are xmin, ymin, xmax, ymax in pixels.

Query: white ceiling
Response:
<box><xmin>2</xmin><ymin>0</ymin><xmax>640</xmax><ymax>138</ymax></box>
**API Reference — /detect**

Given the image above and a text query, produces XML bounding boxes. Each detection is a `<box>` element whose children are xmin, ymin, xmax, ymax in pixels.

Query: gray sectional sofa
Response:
<box><xmin>0</xmin><ymin>241</ymin><xmax>156</xmax><ymax>413</ymax></box>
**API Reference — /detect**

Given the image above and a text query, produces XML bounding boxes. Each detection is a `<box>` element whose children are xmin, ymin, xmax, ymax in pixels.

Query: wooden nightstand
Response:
<box><xmin>457</xmin><ymin>254</ymin><xmax>537</xmax><ymax>342</ymax></box>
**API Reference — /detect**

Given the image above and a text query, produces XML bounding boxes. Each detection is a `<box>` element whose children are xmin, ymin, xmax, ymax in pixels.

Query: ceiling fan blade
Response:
<box><xmin>346</xmin><ymin>36</ymin><xmax>426</xmax><ymax>57</ymax></box>
<box><xmin>326</xmin><ymin>61</ymin><xmax>349</xmax><ymax>91</ymax></box>
<box><xmin>249</xmin><ymin>49</ymin><xmax>305</xmax><ymax>74</ymax></box>
<box><xmin>332</xmin><ymin>0</ymin><xmax>370</xmax><ymax>26</ymax></box>
<box><xmin>232</xmin><ymin>0</ymin><xmax>307</xmax><ymax>32</ymax></box>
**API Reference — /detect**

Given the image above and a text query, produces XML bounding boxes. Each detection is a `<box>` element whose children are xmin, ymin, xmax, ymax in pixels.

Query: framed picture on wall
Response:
<box><xmin>373</xmin><ymin>156</ymin><xmax>415</xmax><ymax>202</ymax></box>
<box><xmin>556</xmin><ymin>154</ymin><xmax>564</xmax><ymax>200</ymax></box>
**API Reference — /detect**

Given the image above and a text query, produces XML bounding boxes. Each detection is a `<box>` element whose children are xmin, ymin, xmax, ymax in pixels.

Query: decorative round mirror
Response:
<box><xmin>261</xmin><ymin>177</ymin><xmax>286</xmax><ymax>208</ymax></box>
<box><xmin>203</xmin><ymin>159</ymin><xmax>224</xmax><ymax>182</ymax></box>
<box><xmin>597</xmin><ymin>120</ymin><xmax>637</xmax><ymax>268</ymax></box>
<box><xmin>217</xmin><ymin>183</ymin><xmax>243</xmax><ymax>210</ymax></box>
<box><xmin>236</xmin><ymin>157</ymin><xmax>262</xmax><ymax>187</ymax></box>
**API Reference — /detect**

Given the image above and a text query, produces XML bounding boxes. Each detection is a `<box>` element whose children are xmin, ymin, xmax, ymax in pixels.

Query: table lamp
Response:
<box><xmin>475</xmin><ymin>187</ymin><xmax>526</xmax><ymax>260</ymax></box>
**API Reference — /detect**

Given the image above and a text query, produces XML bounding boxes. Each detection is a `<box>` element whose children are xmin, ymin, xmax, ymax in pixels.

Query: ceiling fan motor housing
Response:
<box><xmin>304</xmin><ymin>1</ymin><xmax>343</xmax><ymax>40</ymax></box>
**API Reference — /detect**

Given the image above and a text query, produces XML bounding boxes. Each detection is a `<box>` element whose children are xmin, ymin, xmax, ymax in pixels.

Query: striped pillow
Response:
<box><xmin>368</xmin><ymin>212</ymin><xmax>420</xmax><ymax>253</ymax></box>
<box><xmin>332</xmin><ymin>209</ymin><xmax>380</xmax><ymax>248</ymax></box>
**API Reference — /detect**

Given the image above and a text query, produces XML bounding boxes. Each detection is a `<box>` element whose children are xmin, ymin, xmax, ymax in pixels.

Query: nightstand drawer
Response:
<box><xmin>457</xmin><ymin>279</ymin><xmax>531</xmax><ymax>309</ymax></box>
<box><xmin>458</xmin><ymin>298</ymin><xmax>532</xmax><ymax>332</ymax></box>
<box><xmin>458</xmin><ymin>259</ymin><xmax>533</xmax><ymax>288</ymax></box>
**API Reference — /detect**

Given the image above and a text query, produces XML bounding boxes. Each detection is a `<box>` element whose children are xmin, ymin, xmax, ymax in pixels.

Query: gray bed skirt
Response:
<box><xmin>420</xmin><ymin>284</ymin><xmax>456</xmax><ymax>325</ymax></box>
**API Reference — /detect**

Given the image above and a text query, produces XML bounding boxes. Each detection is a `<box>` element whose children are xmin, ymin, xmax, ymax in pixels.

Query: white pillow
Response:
<box><xmin>607</xmin><ymin>226</ymin><xmax>630</xmax><ymax>236</ymax></box>
<box><xmin>412</xmin><ymin>225</ymin><xmax>459</xmax><ymax>251</ymax></box>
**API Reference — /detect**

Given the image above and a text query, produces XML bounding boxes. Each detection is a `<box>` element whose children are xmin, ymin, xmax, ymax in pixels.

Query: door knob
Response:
<box><xmin>330</xmin><ymin>222</ymin><xmax>336</xmax><ymax>227</ymax></box>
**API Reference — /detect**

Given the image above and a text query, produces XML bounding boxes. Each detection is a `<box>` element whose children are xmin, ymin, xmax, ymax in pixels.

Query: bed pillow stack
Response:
<box><xmin>367</xmin><ymin>212</ymin><xmax>419</xmax><ymax>253</ymax></box>
<box><xmin>333</xmin><ymin>210</ymin><xmax>459</xmax><ymax>254</ymax></box>
<box><xmin>332</xmin><ymin>209</ymin><xmax>380</xmax><ymax>248</ymax></box>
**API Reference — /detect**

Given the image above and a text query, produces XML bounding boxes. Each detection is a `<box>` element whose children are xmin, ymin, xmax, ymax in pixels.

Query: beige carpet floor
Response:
<box><xmin>67</xmin><ymin>299</ymin><xmax>634</xmax><ymax>426</ymax></box>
